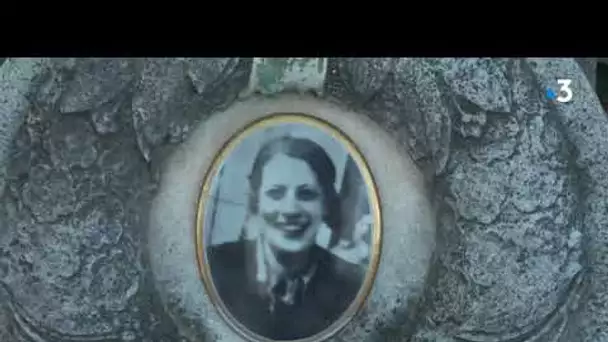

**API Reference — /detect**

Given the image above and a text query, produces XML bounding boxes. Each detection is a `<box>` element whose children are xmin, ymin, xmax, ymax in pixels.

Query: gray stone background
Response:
<box><xmin>0</xmin><ymin>58</ymin><xmax>607</xmax><ymax>342</ymax></box>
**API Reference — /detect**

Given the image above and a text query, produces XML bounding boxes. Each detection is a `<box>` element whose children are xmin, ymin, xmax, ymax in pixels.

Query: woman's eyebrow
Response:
<box><xmin>265</xmin><ymin>184</ymin><xmax>286</xmax><ymax>189</ymax></box>
<box><xmin>298</xmin><ymin>184</ymin><xmax>320</xmax><ymax>190</ymax></box>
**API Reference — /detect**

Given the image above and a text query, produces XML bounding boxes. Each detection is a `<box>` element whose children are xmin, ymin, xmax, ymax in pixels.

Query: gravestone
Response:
<box><xmin>0</xmin><ymin>58</ymin><xmax>607</xmax><ymax>342</ymax></box>
<box><xmin>575</xmin><ymin>58</ymin><xmax>596</xmax><ymax>89</ymax></box>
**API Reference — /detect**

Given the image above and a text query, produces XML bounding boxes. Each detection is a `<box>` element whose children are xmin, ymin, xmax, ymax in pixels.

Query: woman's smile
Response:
<box><xmin>263</xmin><ymin>212</ymin><xmax>312</xmax><ymax>237</ymax></box>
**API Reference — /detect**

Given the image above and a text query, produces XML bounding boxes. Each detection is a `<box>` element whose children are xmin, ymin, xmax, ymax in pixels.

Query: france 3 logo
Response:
<box><xmin>546</xmin><ymin>79</ymin><xmax>573</xmax><ymax>103</ymax></box>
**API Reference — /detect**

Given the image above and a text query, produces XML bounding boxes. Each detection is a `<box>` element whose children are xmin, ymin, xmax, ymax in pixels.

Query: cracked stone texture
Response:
<box><xmin>0</xmin><ymin>58</ymin><xmax>51</xmax><ymax>191</ymax></box>
<box><xmin>0</xmin><ymin>58</ymin><xmax>606</xmax><ymax>342</ymax></box>
<box><xmin>528</xmin><ymin>58</ymin><xmax>608</xmax><ymax>342</ymax></box>
<box><xmin>131</xmin><ymin>58</ymin><xmax>247</xmax><ymax>161</ymax></box>
<box><xmin>0</xmin><ymin>58</ymin><xmax>250</xmax><ymax>342</ymax></box>
<box><xmin>326</xmin><ymin>58</ymin><xmax>599</xmax><ymax>342</ymax></box>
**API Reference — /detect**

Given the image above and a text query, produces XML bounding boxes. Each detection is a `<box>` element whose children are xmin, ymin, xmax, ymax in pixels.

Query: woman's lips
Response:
<box><xmin>279</xmin><ymin>223</ymin><xmax>309</xmax><ymax>236</ymax></box>
<box><xmin>262</xmin><ymin>213</ymin><xmax>312</xmax><ymax>237</ymax></box>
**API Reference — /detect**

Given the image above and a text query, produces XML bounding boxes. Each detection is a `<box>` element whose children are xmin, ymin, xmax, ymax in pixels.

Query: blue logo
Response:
<box><xmin>546</xmin><ymin>88</ymin><xmax>557</xmax><ymax>101</ymax></box>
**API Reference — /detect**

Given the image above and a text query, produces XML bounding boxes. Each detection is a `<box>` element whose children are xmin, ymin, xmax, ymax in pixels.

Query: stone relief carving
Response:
<box><xmin>323</xmin><ymin>58</ymin><xmax>587</xmax><ymax>342</ymax></box>
<box><xmin>0</xmin><ymin>57</ymin><xmax>606</xmax><ymax>342</ymax></box>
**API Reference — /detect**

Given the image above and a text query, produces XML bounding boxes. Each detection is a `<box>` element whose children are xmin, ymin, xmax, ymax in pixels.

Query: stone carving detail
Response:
<box><xmin>131</xmin><ymin>58</ymin><xmax>249</xmax><ymax>161</ymax></box>
<box><xmin>182</xmin><ymin>58</ymin><xmax>240</xmax><ymax>95</ymax></box>
<box><xmin>0</xmin><ymin>58</ymin><xmax>51</xmax><ymax>185</ymax></box>
<box><xmin>0</xmin><ymin>58</ymin><xmax>605</xmax><ymax>341</ymax></box>
<box><xmin>0</xmin><ymin>58</ymin><xmax>248</xmax><ymax>341</ymax></box>
<box><xmin>327</xmin><ymin>58</ymin><xmax>588</xmax><ymax>342</ymax></box>
<box><xmin>353</xmin><ymin>58</ymin><xmax>452</xmax><ymax>176</ymax></box>
<box><xmin>58</xmin><ymin>59</ymin><xmax>135</xmax><ymax>114</ymax></box>
<box><xmin>528</xmin><ymin>58</ymin><xmax>608</xmax><ymax>342</ymax></box>
<box><xmin>340</xmin><ymin>58</ymin><xmax>394</xmax><ymax>101</ymax></box>
<box><xmin>325</xmin><ymin>58</ymin><xmax>394</xmax><ymax>106</ymax></box>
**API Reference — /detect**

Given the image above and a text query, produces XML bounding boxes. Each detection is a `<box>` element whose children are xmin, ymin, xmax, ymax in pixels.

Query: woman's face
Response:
<box><xmin>258</xmin><ymin>153</ymin><xmax>324</xmax><ymax>253</ymax></box>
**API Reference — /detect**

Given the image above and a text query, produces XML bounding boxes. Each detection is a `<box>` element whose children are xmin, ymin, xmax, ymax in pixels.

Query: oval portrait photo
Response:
<box><xmin>196</xmin><ymin>113</ymin><xmax>381</xmax><ymax>342</ymax></box>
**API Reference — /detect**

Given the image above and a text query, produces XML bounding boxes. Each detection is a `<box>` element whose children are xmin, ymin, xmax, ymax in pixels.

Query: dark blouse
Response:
<box><xmin>207</xmin><ymin>240</ymin><xmax>364</xmax><ymax>340</ymax></box>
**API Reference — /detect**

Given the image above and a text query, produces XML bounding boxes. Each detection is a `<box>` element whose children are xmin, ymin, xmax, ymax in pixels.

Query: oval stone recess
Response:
<box><xmin>148</xmin><ymin>94</ymin><xmax>436</xmax><ymax>342</ymax></box>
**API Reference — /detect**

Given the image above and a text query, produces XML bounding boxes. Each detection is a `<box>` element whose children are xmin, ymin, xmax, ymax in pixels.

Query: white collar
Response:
<box><xmin>255</xmin><ymin>236</ymin><xmax>317</xmax><ymax>286</ymax></box>
<box><xmin>255</xmin><ymin>234</ymin><xmax>318</xmax><ymax>308</ymax></box>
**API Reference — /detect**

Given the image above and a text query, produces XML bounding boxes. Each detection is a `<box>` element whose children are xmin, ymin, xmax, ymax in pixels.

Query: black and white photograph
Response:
<box><xmin>197</xmin><ymin>114</ymin><xmax>381</xmax><ymax>341</ymax></box>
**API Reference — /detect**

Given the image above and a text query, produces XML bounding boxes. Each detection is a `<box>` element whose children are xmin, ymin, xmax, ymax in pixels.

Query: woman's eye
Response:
<box><xmin>265</xmin><ymin>187</ymin><xmax>285</xmax><ymax>200</ymax></box>
<box><xmin>297</xmin><ymin>188</ymin><xmax>320</xmax><ymax>201</ymax></box>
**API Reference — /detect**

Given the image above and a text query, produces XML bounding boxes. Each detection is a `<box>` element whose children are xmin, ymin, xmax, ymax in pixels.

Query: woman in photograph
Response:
<box><xmin>207</xmin><ymin>136</ymin><xmax>365</xmax><ymax>340</ymax></box>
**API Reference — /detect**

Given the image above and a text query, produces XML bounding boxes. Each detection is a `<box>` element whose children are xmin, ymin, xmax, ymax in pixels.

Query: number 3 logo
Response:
<box><xmin>557</xmin><ymin>79</ymin><xmax>573</xmax><ymax>103</ymax></box>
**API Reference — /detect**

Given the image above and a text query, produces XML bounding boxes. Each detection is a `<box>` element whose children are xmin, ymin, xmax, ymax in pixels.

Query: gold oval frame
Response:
<box><xmin>195</xmin><ymin>113</ymin><xmax>382</xmax><ymax>342</ymax></box>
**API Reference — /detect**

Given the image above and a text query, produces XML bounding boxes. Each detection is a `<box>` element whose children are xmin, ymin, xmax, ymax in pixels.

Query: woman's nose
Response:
<box><xmin>278</xmin><ymin>191</ymin><xmax>300</xmax><ymax>213</ymax></box>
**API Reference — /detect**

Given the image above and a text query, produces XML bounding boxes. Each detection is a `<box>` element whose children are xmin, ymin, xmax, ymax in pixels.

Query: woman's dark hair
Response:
<box><xmin>248</xmin><ymin>136</ymin><xmax>342</xmax><ymax>244</ymax></box>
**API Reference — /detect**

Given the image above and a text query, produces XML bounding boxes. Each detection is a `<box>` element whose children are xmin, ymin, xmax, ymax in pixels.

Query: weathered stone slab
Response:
<box><xmin>0</xmin><ymin>57</ymin><xmax>605</xmax><ymax>342</ymax></box>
